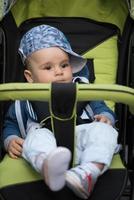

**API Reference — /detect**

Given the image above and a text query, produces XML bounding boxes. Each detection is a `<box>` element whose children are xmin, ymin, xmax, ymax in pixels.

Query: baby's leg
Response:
<box><xmin>22</xmin><ymin>123</ymin><xmax>71</xmax><ymax>191</ymax></box>
<box><xmin>79</xmin><ymin>122</ymin><xmax>118</xmax><ymax>170</ymax></box>
<box><xmin>66</xmin><ymin>122</ymin><xmax>118</xmax><ymax>199</ymax></box>
<box><xmin>22</xmin><ymin>124</ymin><xmax>57</xmax><ymax>172</ymax></box>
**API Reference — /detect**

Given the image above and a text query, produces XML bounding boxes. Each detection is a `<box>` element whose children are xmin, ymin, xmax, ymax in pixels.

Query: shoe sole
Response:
<box><xmin>43</xmin><ymin>147</ymin><xmax>71</xmax><ymax>191</ymax></box>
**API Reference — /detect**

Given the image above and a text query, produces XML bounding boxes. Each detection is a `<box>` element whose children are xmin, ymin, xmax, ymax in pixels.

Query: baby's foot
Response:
<box><xmin>66</xmin><ymin>167</ymin><xmax>94</xmax><ymax>199</ymax></box>
<box><xmin>42</xmin><ymin>147</ymin><xmax>71</xmax><ymax>191</ymax></box>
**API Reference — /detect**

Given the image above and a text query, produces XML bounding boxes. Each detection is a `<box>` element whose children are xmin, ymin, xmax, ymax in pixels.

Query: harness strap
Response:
<box><xmin>50</xmin><ymin>83</ymin><xmax>77</xmax><ymax>167</ymax></box>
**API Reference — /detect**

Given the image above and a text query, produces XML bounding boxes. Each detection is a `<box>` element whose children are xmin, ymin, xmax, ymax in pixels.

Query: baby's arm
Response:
<box><xmin>3</xmin><ymin>102</ymin><xmax>26</xmax><ymax>159</ymax></box>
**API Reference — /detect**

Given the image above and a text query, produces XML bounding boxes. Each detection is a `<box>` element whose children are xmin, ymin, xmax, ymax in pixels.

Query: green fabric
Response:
<box><xmin>83</xmin><ymin>35</ymin><xmax>118</xmax><ymax>110</ymax></box>
<box><xmin>0</xmin><ymin>154</ymin><xmax>124</xmax><ymax>189</ymax></box>
<box><xmin>11</xmin><ymin>0</ymin><xmax>128</xmax><ymax>32</ymax></box>
<box><xmin>0</xmin><ymin>155</ymin><xmax>42</xmax><ymax>189</ymax></box>
<box><xmin>83</xmin><ymin>36</ymin><xmax>118</xmax><ymax>85</ymax></box>
<box><xmin>110</xmin><ymin>155</ymin><xmax>125</xmax><ymax>169</ymax></box>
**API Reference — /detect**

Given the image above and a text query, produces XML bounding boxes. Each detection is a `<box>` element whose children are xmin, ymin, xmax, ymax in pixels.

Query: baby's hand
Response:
<box><xmin>7</xmin><ymin>137</ymin><xmax>24</xmax><ymax>159</ymax></box>
<box><xmin>94</xmin><ymin>114</ymin><xmax>112</xmax><ymax>125</ymax></box>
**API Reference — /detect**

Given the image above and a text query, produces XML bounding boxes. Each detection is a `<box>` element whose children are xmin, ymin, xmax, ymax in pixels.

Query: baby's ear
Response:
<box><xmin>24</xmin><ymin>70</ymin><xmax>33</xmax><ymax>83</ymax></box>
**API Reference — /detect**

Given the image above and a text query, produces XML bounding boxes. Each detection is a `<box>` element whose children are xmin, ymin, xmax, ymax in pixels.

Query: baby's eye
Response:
<box><xmin>44</xmin><ymin>65</ymin><xmax>52</xmax><ymax>70</ymax></box>
<box><xmin>61</xmin><ymin>62</ymin><xmax>70</xmax><ymax>68</ymax></box>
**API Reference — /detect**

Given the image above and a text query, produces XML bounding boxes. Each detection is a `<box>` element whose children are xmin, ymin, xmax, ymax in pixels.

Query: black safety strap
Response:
<box><xmin>115</xmin><ymin>15</ymin><xmax>134</xmax><ymax>145</ymax></box>
<box><xmin>117</xmin><ymin>15</ymin><xmax>134</xmax><ymax>85</ymax></box>
<box><xmin>126</xmin><ymin>21</ymin><xmax>134</xmax><ymax>168</ymax></box>
<box><xmin>129</xmin><ymin>27</ymin><xmax>134</xmax><ymax>88</ymax></box>
<box><xmin>86</xmin><ymin>59</ymin><xmax>96</xmax><ymax>83</ymax></box>
<box><xmin>50</xmin><ymin>83</ymin><xmax>76</xmax><ymax>167</ymax></box>
<box><xmin>0</xmin><ymin>12</ymin><xmax>20</xmax><ymax>83</ymax></box>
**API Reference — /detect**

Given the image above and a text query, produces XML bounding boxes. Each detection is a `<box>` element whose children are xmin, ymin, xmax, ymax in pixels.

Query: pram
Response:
<box><xmin>0</xmin><ymin>0</ymin><xmax>134</xmax><ymax>200</ymax></box>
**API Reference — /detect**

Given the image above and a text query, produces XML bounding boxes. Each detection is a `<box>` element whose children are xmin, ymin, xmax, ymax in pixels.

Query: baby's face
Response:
<box><xmin>24</xmin><ymin>47</ymin><xmax>73</xmax><ymax>83</ymax></box>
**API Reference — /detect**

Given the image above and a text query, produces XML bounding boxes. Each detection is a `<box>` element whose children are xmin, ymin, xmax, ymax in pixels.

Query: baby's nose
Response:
<box><xmin>55</xmin><ymin>66</ymin><xmax>63</xmax><ymax>74</ymax></box>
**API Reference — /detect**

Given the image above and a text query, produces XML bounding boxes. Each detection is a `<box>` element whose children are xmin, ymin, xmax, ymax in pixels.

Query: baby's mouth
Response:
<box><xmin>54</xmin><ymin>80</ymin><xmax>65</xmax><ymax>83</ymax></box>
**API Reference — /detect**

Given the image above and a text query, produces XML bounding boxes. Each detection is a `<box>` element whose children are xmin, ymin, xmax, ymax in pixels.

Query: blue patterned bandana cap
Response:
<box><xmin>19</xmin><ymin>25</ymin><xmax>86</xmax><ymax>73</ymax></box>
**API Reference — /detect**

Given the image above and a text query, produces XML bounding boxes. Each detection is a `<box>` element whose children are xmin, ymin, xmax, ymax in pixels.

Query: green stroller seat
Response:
<box><xmin>0</xmin><ymin>1</ymin><xmax>134</xmax><ymax>199</ymax></box>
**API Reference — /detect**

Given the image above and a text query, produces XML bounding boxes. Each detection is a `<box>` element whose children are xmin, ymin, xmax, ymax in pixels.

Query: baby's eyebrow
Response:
<box><xmin>39</xmin><ymin>62</ymin><xmax>52</xmax><ymax>68</ymax></box>
<box><xmin>60</xmin><ymin>59</ymin><xmax>70</xmax><ymax>64</ymax></box>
